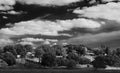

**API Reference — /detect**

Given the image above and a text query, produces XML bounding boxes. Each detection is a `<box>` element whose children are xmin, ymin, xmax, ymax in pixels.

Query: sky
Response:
<box><xmin>0</xmin><ymin>0</ymin><xmax>120</xmax><ymax>48</ymax></box>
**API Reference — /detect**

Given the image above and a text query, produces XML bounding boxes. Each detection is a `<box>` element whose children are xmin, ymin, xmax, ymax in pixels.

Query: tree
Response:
<box><xmin>79</xmin><ymin>56</ymin><xmax>91</xmax><ymax>64</ymax></box>
<box><xmin>104</xmin><ymin>47</ymin><xmax>112</xmax><ymax>55</ymax></box>
<box><xmin>34</xmin><ymin>47</ymin><xmax>45</xmax><ymax>58</ymax></box>
<box><xmin>116</xmin><ymin>48</ymin><xmax>120</xmax><ymax>57</ymax></box>
<box><xmin>41</xmin><ymin>53</ymin><xmax>56</xmax><ymax>67</ymax></box>
<box><xmin>74</xmin><ymin>45</ymin><xmax>87</xmax><ymax>55</ymax></box>
<box><xmin>3</xmin><ymin>45</ymin><xmax>17</xmax><ymax>57</ymax></box>
<box><xmin>1</xmin><ymin>52</ymin><xmax>16</xmax><ymax>66</ymax></box>
<box><xmin>105</xmin><ymin>55</ymin><xmax>120</xmax><ymax>67</ymax></box>
<box><xmin>92</xmin><ymin>56</ymin><xmax>107</xmax><ymax>69</ymax></box>
<box><xmin>53</xmin><ymin>45</ymin><xmax>63</xmax><ymax>56</ymax></box>
<box><xmin>41</xmin><ymin>45</ymin><xmax>56</xmax><ymax>55</ymax></box>
<box><xmin>14</xmin><ymin>44</ymin><xmax>26</xmax><ymax>58</ymax></box>
<box><xmin>93</xmin><ymin>49</ymin><xmax>104</xmax><ymax>55</ymax></box>
<box><xmin>24</xmin><ymin>45</ymin><xmax>33</xmax><ymax>52</ymax></box>
<box><xmin>67</xmin><ymin>52</ymin><xmax>79</xmax><ymax>62</ymax></box>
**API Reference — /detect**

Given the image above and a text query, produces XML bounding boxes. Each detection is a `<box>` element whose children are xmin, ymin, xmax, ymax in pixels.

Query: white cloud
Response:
<box><xmin>66</xmin><ymin>30</ymin><xmax>120</xmax><ymax>45</ymax></box>
<box><xmin>17</xmin><ymin>0</ymin><xmax>82</xmax><ymax>6</ymax></box>
<box><xmin>0</xmin><ymin>0</ymin><xmax>16</xmax><ymax>10</ymax></box>
<box><xmin>0</xmin><ymin>18</ymin><xmax>101</xmax><ymax>36</ymax></box>
<box><xmin>21</xmin><ymin>38</ymin><xmax>44</xmax><ymax>42</ymax></box>
<box><xmin>73</xmin><ymin>2</ymin><xmax>120</xmax><ymax>22</ymax></box>
<box><xmin>0</xmin><ymin>39</ymin><xmax>13</xmax><ymax>46</ymax></box>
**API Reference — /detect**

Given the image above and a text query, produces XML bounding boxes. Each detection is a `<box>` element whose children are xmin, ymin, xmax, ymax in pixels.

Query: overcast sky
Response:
<box><xmin>0</xmin><ymin>0</ymin><xmax>120</xmax><ymax>48</ymax></box>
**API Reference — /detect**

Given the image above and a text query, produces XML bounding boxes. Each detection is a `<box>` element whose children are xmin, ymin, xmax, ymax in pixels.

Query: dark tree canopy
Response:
<box><xmin>41</xmin><ymin>53</ymin><xmax>56</xmax><ymax>67</ymax></box>
<box><xmin>67</xmin><ymin>52</ymin><xmax>79</xmax><ymax>62</ymax></box>
<box><xmin>92</xmin><ymin>56</ymin><xmax>107</xmax><ymax>68</ymax></box>
<box><xmin>24</xmin><ymin>45</ymin><xmax>33</xmax><ymax>52</ymax></box>
<box><xmin>105</xmin><ymin>55</ymin><xmax>120</xmax><ymax>67</ymax></box>
<box><xmin>14</xmin><ymin>44</ymin><xmax>26</xmax><ymax>58</ymax></box>
<box><xmin>78</xmin><ymin>56</ymin><xmax>91</xmax><ymax>64</ymax></box>
<box><xmin>3</xmin><ymin>45</ymin><xmax>17</xmax><ymax>57</ymax></box>
<box><xmin>1</xmin><ymin>52</ymin><xmax>16</xmax><ymax>66</ymax></box>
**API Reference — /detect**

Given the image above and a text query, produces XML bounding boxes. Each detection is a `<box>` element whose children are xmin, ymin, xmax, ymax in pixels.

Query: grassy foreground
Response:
<box><xmin>0</xmin><ymin>69</ymin><xmax>120</xmax><ymax>73</ymax></box>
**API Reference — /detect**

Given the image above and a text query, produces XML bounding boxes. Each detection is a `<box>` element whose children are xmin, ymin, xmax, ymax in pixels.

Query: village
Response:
<box><xmin>0</xmin><ymin>42</ymin><xmax>120</xmax><ymax>70</ymax></box>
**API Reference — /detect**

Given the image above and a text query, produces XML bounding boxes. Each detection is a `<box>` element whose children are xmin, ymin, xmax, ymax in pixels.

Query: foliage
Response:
<box><xmin>41</xmin><ymin>53</ymin><xmax>56</xmax><ymax>67</ymax></box>
<box><xmin>53</xmin><ymin>45</ymin><xmax>63</xmax><ymax>56</ymax></box>
<box><xmin>92</xmin><ymin>56</ymin><xmax>107</xmax><ymax>68</ymax></box>
<box><xmin>115</xmin><ymin>48</ymin><xmax>120</xmax><ymax>57</ymax></box>
<box><xmin>14</xmin><ymin>44</ymin><xmax>26</xmax><ymax>58</ymax></box>
<box><xmin>34</xmin><ymin>47</ymin><xmax>45</xmax><ymax>58</ymax></box>
<box><xmin>93</xmin><ymin>49</ymin><xmax>104</xmax><ymax>55</ymax></box>
<box><xmin>67</xmin><ymin>52</ymin><xmax>79</xmax><ymax>62</ymax></box>
<box><xmin>1</xmin><ymin>52</ymin><xmax>16</xmax><ymax>66</ymax></box>
<box><xmin>3</xmin><ymin>45</ymin><xmax>17</xmax><ymax>57</ymax></box>
<box><xmin>66</xmin><ymin>59</ymin><xmax>77</xmax><ymax>69</ymax></box>
<box><xmin>78</xmin><ymin>56</ymin><xmax>91</xmax><ymax>64</ymax></box>
<box><xmin>105</xmin><ymin>55</ymin><xmax>120</xmax><ymax>67</ymax></box>
<box><xmin>56</xmin><ymin>58</ymin><xmax>68</xmax><ymax>66</ymax></box>
<box><xmin>24</xmin><ymin>45</ymin><xmax>33</xmax><ymax>52</ymax></box>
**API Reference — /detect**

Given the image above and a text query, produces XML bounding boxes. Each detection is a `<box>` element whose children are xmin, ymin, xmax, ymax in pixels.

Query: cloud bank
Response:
<box><xmin>0</xmin><ymin>18</ymin><xmax>101</xmax><ymax>36</ymax></box>
<box><xmin>0</xmin><ymin>0</ymin><xmax>15</xmax><ymax>10</ymax></box>
<box><xmin>74</xmin><ymin>2</ymin><xmax>120</xmax><ymax>22</ymax></box>
<box><xmin>16</xmin><ymin>0</ymin><xmax>81</xmax><ymax>6</ymax></box>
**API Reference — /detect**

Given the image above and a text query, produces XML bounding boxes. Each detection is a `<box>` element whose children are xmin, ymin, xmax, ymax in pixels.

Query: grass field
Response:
<box><xmin>0</xmin><ymin>69</ymin><xmax>120</xmax><ymax>73</ymax></box>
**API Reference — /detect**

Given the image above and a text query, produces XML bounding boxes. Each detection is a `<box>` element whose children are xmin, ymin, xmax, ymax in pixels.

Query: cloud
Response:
<box><xmin>17</xmin><ymin>0</ymin><xmax>81</xmax><ymax>6</ymax></box>
<box><xmin>66</xmin><ymin>30</ymin><xmax>120</xmax><ymax>48</ymax></box>
<box><xmin>0</xmin><ymin>0</ymin><xmax>16</xmax><ymax>10</ymax></box>
<box><xmin>19</xmin><ymin>37</ymin><xmax>58</xmax><ymax>46</ymax></box>
<box><xmin>73</xmin><ymin>2</ymin><xmax>120</xmax><ymax>22</ymax></box>
<box><xmin>0</xmin><ymin>39</ymin><xmax>13</xmax><ymax>46</ymax></box>
<box><xmin>21</xmin><ymin>38</ymin><xmax>44</xmax><ymax>42</ymax></box>
<box><xmin>0</xmin><ymin>18</ymin><xmax>101</xmax><ymax>36</ymax></box>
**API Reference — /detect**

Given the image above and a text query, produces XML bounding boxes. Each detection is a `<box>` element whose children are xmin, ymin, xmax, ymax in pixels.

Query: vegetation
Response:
<box><xmin>41</xmin><ymin>53</ymin><xmax>56</xmax><ymax>67</ymax></box>
<box><xmin>0</xmin><ymin>43</ymin><xmax>120</xmax><ymax>69</ymax></box>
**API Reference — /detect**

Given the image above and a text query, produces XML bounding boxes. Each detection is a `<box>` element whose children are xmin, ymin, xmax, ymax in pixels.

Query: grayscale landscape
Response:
<box><xmin>0</xmin><ymin>0</ymin><xmax>120</xmax><ymax>73</ymax></box>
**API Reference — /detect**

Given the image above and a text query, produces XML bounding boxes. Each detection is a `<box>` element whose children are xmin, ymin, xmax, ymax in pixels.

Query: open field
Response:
<box><xmin>0</xmin><ymin>69</ymin><xmax>120</xmax><ymax>73</ymax></box>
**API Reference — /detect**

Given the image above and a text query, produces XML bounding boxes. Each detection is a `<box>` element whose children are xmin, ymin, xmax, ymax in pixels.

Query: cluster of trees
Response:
<box><xmin>1</xmin><ymin>44</ymin><xmax>120</xmax><ymax>69</ymax></box>
<box><xmin>92</xmin><ymin>47</ymin><xmax>120</xmax><ymax>68</ymax></box>
<box><xmin>34</xmin><ymin>44</ymin><xmax>91</xmax><ymax>68</ymax></box>
<box><xmin>0</xmin><ymin>44</ymin><xmax>33</xmax><ymax>66</ymax></box>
